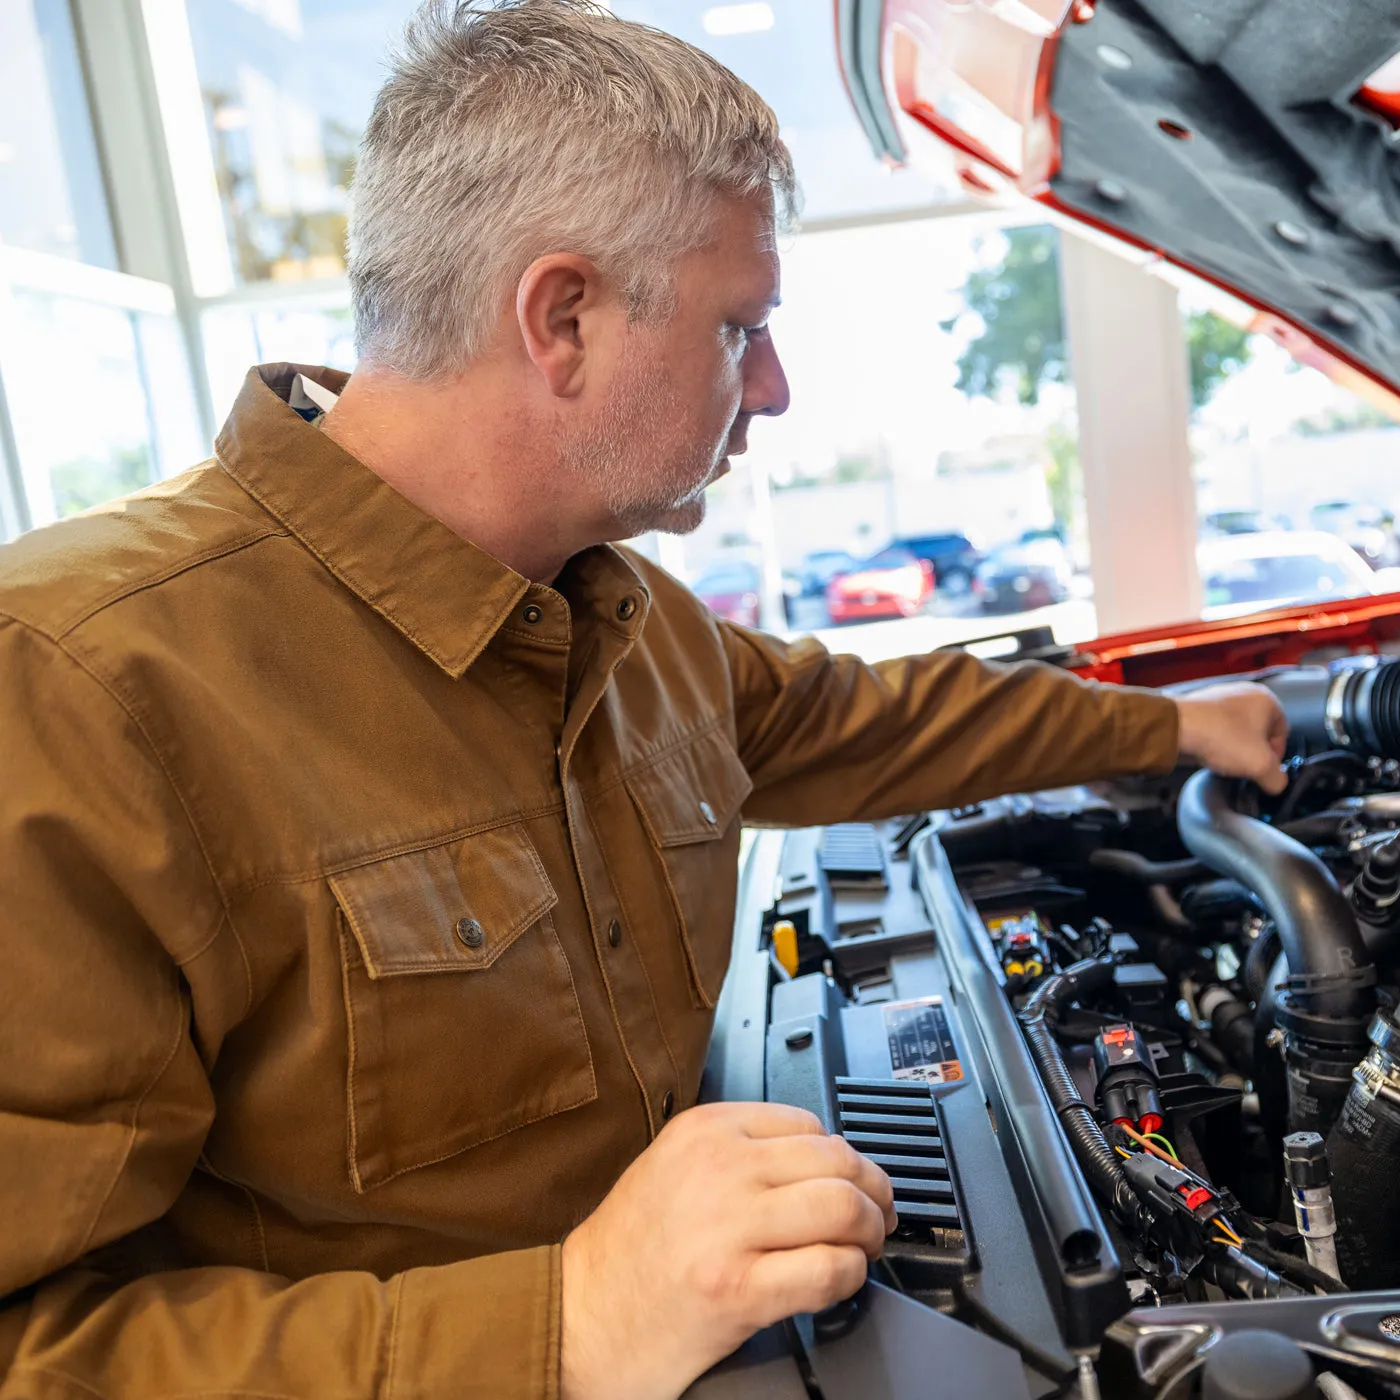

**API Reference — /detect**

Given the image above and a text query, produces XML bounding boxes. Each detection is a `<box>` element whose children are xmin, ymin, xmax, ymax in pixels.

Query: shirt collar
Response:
<box><xmin>215</xmin><ymin>363</ymin><xmax>645</xmax><ymax>678</ymax></box>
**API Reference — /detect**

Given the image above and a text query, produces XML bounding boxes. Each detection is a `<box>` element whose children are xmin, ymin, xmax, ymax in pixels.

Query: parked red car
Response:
<box><xmin>825</xmin><ymin>546</ymin><xmax>934</xmax><ymax>623</ymax></box>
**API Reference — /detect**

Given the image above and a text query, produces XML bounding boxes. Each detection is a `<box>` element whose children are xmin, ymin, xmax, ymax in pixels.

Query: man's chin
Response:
<box><xmin>652</xmin><ymin>497</ymin><xmax>706</xmax><ymax>536</ymax></box>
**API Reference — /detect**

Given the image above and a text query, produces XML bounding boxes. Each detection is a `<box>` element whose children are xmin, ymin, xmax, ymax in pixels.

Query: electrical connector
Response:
<box><xmin>1093</xmin><ymin>1024</ymin><xmax>1164</xmax><ymax>1135</ymax></box>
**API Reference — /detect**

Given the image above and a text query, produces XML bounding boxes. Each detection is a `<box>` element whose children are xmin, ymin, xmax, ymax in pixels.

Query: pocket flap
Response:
<box><xmin>329</xmin><ymin>825</ymin><xmax>557</xmax><ymax>979</ymax></box>
<box><xmin>625</xmin><ymin>727</ymin><xmax>753</xmax><ymax>847</ymax></box>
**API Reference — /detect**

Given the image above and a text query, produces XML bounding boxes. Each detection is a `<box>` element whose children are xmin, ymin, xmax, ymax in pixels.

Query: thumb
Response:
<box><xmin>1254</xmin><ymin>753</ymin><xmax>1288</xmax><ymax>797</ymax></box>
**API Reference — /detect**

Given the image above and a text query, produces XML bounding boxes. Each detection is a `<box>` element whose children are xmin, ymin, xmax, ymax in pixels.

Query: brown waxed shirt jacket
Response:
<box><xmin>0</xmin><ymin>364</ymin><xmax>1179</xmax><ymax>1398</ymax></box>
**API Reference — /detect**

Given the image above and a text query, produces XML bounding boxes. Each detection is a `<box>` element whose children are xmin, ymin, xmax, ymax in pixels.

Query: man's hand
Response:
<box><xmin>560</xmin><ymin>1101</ymin><xmax>896</xmax><ymax>1400</ymax></box>
<box><xmin>1174</xmin><ymin>681</ymin><xmax>1289</xmax><ymax>795</ymax></box>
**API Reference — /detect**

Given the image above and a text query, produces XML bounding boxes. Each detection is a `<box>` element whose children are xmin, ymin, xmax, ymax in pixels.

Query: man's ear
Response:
<box><xmin>516</xmin><ymin>253</ymin><xmax>606</xmax><ymax>398</ymax></box>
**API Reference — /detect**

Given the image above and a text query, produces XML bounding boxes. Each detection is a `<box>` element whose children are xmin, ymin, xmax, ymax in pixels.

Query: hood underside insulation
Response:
<box><xmin>1050</xmin><ymin>0</ymin><xmax>1400</xmax><ymax>393</ymax></box>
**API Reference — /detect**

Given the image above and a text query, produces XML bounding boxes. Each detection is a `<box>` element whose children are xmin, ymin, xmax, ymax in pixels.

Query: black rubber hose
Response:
<box><xmin>1088</xmin><ymin>848</ymin><xmax>1207</xmax><ymax>885</ymax></box>
<box><xmin>1263</xmin><ymin>662</ymin><xmax>1400</xmax><ymax>760</ymax></box>
<box><xmin>1254</xmin><ymin>952</ymin><xmax>1290</xmax><ymax>1152</ymax></box>
<box><xmin>1020</xmin><ymin>959</ymin><xmax>1144</xmax><ymax>1230</ymax></box>
<box><xmin>1177</xmin><ymin>773</ymin><xmax>1375</xmax><ymax>1034</ymax></box>
<box><xmin>1179</xmin><ymin>878</ymin><xmax>1259</xmax><ymax>925</ymax></box>
<box><xmin>1245</xmin><ymin>923</ymin><xmax>1282</xmax><ymax>1004</ymax></box>
<box><xmin>1278</xmin><ymin>811</ymin><xmax>1353</xmax><ymax>845</ymax></box>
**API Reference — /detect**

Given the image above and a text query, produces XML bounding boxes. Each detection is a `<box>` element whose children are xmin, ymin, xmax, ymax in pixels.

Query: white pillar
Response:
<box><xmin>747</xmin><ymin>455</ymin><xmax>788</xmax><ymax>632</ymax></box>
<box><xmin>1059</xmin><ymin>230</ymin><xmax>1201</xmax><ymax>633</ymax></box>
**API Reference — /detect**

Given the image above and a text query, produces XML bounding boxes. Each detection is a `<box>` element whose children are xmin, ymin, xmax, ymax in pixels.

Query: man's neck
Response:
<box><xmin>318</xmin><ymin>365</ymin><xmax>591</xmax><ymax>583</ymax></box>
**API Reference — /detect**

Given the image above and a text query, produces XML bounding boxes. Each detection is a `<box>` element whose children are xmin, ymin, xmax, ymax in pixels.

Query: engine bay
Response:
<box><xmin>693</xmin><ymin>656</ymin><xmax>1400</xmax><ymax>1400</ymax></box>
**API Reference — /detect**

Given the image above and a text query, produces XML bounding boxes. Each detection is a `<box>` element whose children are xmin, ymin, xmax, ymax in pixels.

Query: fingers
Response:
<box><xmin>742</xmin><ymin>1243</ymin><xmax>870</xmax><ymax>1327</ymax></box>
<box><xmin>753</xmin><ymin>1133</ymin><xmax>897</xmax><ymax>1232</ymax></box>
<box><xmin>1255</xmin><ymin>757</ymin><xmax>1288</xmax><ymax>796</ymax></box>
<box><xmin>700</xmin><ymin>1101</ymin><xmax>827</xmax><ymax>1140</ymax></box>
<box><xmin>748</xmin><ymin>1176</ymin><xmax>891</xmax><ymax>1261</ymax></box>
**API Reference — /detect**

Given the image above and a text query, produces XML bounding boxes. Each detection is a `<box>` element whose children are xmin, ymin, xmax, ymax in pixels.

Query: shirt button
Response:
<box><xmin>699</xmin><ymin>800</ymin><xmax>717</xmax><ymax>825</ymax></box>
<box><xmin>616</xmin><ymin>596</ymin><xmax>637</xmax><ymax>621</ymax></box>
<box><xmin>522</xmin><ymin>604</ymin><xmax>543</xmax><ymax>625</ymax></box>
<box><xmin>607</xmin><ymin>918</ymin><xmax>622</xmax><ymax>948</ymax></box>
<box><xmin>455</xmin><ymin>917</ymin><xmax>485</xmax><ymax>949</ymax></box>
<box><xmin>662</xmin><ymin>1090</ymin><xmax>675</xmax><ymax>1121</ymax></box>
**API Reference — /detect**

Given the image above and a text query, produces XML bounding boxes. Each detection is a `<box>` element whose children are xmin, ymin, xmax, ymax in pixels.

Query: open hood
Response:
<box><xmin>837</xmin><ymin>0</ymin><xmax>1400</xmax><ymax>408</ymax></box>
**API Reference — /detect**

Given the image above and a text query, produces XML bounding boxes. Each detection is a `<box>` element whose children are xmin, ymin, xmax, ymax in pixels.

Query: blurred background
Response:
<box><xmin>3</xmin><ymin>0</ymin><xmax>1397</xmax><ymax>665</ymax></box>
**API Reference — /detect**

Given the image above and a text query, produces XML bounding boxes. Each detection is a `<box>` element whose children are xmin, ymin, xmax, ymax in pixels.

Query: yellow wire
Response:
<box><xmin>1115</xmin><ymin>1146</ymin><xmax>1132</xmax><ymax>1159</ymax></box>
<box><xmin>1215</xmin><ymin>1221</ymin><xmax>1244</xmax><ymax>1247</ymax></box>
<box><xmin>1211</xmin><ymin>1236</ymin><xmax>1235</xmax><ymax>1249</ymax></box>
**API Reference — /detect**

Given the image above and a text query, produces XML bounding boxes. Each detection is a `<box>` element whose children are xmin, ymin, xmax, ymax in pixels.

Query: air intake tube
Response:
<box><xmin>1261</xmin><ymin>660</ymin><xmax>1400</xmax><ymax>758</ymax></box>
<box><xmin>1177</xmin><ymin>772</ymin><xmax>1376</xmax><ymax>1135</ymax></box>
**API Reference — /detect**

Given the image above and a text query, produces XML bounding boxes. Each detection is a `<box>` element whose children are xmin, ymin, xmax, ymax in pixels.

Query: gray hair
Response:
<box><xmin>347</xmin><ymin>0</ymin><xmax>799</xmax><ymax>378</ymax></box>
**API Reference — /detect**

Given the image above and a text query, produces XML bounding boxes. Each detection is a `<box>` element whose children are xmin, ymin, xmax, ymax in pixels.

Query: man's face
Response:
<box><xmin>561</xmin><ymin>193</ymin><xmax>790</xmax><ymax>538</ymax></box>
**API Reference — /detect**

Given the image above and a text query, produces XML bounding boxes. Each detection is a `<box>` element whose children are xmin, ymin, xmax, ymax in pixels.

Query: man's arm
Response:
<box><xmin>721</xmin><ymin>626</ymin><xmax>1286</xmax><ymax>824</ymax></box>
<box><xmin>0</xmin><ymin>617</ymin><xmax>558</xmax><ymax>1399</ymax></box>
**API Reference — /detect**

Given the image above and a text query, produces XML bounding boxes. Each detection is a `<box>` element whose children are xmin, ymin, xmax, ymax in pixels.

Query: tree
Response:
<box><xmin>946</xmin><ymin>225</ymin><xmax>1253</xmax><ymax>411</ymax></box>
<box><xmin>943</xmin><ymin>226</ymin><xmax>1066</xmax><ymax>406</ymax></box>
<box><xmin>1183</xmin><ymin>309</ymin><xmax>1254</xmax><ymax>410</ymax></box>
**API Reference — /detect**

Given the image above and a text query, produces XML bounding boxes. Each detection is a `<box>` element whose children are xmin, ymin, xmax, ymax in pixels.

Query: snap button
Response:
<box><xmin>662</xmin><ymin>1090</ymin><xmax>676</xmax><ymax>1121</ymax></box>
<box><xmin>616</xmin><ymin>595</ymin><xmax>637</xmax><ymax>621</ymax></box>
<box><xmin>455</xmin><ymin>916</ymin><xmax>485</xmax><ymax>949</ymax></box>
<box><xmin>608</xmin><ymin>918</ymin><xmax>622</xmax><ymax>949</ymax></box>
<box><xmin>522</xmin><ymin>603</ymin><xmax>543</xmax><ymax>625</ymax></box>
<box><xmin>699</xmin><ymin>800</ymin><xmax>717</xmax><ymax>825</ymax></box>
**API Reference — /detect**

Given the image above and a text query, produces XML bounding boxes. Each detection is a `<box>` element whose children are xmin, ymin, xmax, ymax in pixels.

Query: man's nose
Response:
<box><xmin>742</xmin><ymin>333</ymin><xmax>790</xmax><ymax>419</ymax></box>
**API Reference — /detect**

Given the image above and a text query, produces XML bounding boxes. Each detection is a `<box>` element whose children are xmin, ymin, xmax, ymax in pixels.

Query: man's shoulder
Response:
<box><xmin>0</xmin><ymin>461</ymin><xmax>280</xmax><ymax>641</ymax></box>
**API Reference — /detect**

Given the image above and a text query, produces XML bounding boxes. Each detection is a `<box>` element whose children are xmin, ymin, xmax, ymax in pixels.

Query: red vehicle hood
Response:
<box><xmin>1064</xmin><ymin>590</ymin><xmax>1400</xmax><ymax>688</ymax></box>
<box><xmin>836</xmin><ymin>0</ymin><xmax>1400</xmax><ymax>414</ymax></box>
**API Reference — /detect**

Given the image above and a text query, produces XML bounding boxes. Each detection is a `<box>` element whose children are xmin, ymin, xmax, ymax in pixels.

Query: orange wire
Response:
<box><xmin>1118</xmin><ymin>1124</ymin><xmax>1247</xmax><ymax>1247</ymax></box>
<box><xmin>1119</xmin><ymin>1122</ymin><xmax>1181</xmax><ymax>1164</ymax></box>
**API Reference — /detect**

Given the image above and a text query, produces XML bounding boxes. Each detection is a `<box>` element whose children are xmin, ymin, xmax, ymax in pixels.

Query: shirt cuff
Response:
<box><xmin>390</xmin><ymin>1243</ymin><xmax>560</xmax><ymax>1399</ymax></box>
<box><xmin>1107</xmin><ymin>687</ymin><xmax>1181</xmax><ymax>777</ymax></box>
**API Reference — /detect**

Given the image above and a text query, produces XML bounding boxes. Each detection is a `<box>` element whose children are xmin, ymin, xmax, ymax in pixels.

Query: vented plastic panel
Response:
<box><xmin>836</xmin><ymin>1077</ymin><xmax>971</xmax><ymax>1262</ymax></box>
<box><xmin>819</xmin><ymin>824</ymin><xmax>887</xmax><ymax>886</ymax></box>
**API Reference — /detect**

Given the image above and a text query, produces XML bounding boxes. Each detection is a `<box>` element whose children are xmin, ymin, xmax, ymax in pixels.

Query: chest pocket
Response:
<box><xmin>330</xmin><ymin>823</ymin><xmax>596</xmax><ymax>1192</ymax></box>
<box><xmin>625</xmin><ymin>727</ymin><xmax>754</xmax><ymax>1008</ymax></box>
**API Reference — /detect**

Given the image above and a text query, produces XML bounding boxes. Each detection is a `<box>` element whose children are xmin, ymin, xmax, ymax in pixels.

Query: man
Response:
<box><xmin>0</xmin><ymin>3</ymin><xmax>1285</xmax><ymax>1398</ymax></box>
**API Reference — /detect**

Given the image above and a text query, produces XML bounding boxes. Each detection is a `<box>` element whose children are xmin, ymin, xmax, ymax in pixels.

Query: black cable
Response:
<box><xmin>1239</xmin><ymin>1240</ymin><xmax>1346</xmax><ymax>1295</ymax></box>
<box><xmin>1020</xmin><ymin>959</ymin><xmax>1145</xmax><ymax>1231</ymax></box>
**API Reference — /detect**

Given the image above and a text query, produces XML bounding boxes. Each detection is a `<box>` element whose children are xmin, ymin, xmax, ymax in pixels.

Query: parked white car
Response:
<box><xmin>1198</xmin><ymin>530</ymin><xmax>1393</xmax><ymax>621</ymax></box>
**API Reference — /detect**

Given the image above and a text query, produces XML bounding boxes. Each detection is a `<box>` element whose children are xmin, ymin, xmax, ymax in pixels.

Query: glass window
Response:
<box><xmin>1185</xmin><ymin>280</ymin><xmax>1400</xmax><ymax>615</ymax></box>
<box><xmin>1</xmin><ymin>290</ymin><xmax>203</xmax><ymax>529</ymax></box>
<box><xmin>0</xmin><ymin>0</ymin><xmax>117</xmax><ymax>268</ymax></box>
<box><xmin>180</xmin><ymin>0</ymin><xmax>960</xmax><ymax>287</ymax></box>
<box><xmin>612</xmin><ymin>1</ymin><xmax>955</xmax><ymax>222</ymax></box>
<box><xmin>202</xmin><ymin>303</ymin><xmax>355</xmax><ymax>419</ymax></box>
<box><xmin>675</xmin><ymin>215</ymin><xmax>1096</xmax><ymax>659</ymax></box>
<box><xmin>183</xmin><ymin>0</ymin><xmax>405</xmax><ymax>286</ymax></box>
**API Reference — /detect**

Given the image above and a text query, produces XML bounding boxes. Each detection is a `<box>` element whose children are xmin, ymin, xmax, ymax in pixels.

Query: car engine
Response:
<box><xmin>696</xmin><ymin>656</ymin><xmax>1400</xmax><ymax>1400</ymax></box>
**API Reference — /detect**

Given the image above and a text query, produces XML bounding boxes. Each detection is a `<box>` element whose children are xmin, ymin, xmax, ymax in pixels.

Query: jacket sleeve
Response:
<box><xmin>720</xmin><ymin>623</ymin><xmax>1180</xmax><ymax>826</ymax></box>
<box><xmin>0</xmin><ymin>616</ymin><xmax>559</xmax><ymax>1400</ymax></box>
